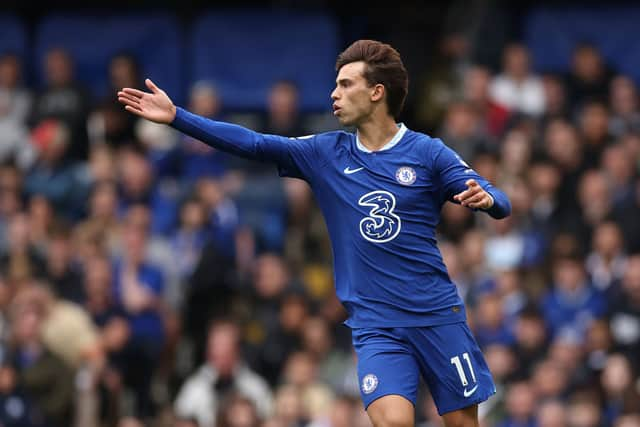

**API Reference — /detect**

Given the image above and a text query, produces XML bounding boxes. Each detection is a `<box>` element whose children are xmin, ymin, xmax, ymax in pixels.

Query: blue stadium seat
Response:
<box><xmin>190</xmin><ymin>10</ymin><xmax>338</xmax><ymax>112</ymax></box>
<box><xmin>525</xmin><ymin>6</ymin><xmax>640</xmax><ymax>84</ymax></box>
<box><xmin>0</xmin><ymin>14</ymin><xmax>27</xmax><ymax>58</ymax></box>
<box><xmin>34</xmin><ymin>13</ymin><xmax>183</xmax><ymax>103</ymax></box>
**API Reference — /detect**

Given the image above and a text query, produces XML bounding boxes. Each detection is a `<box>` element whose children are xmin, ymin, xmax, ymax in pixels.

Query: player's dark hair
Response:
<box><xmin>335</xmin><ymin>39</ymin><xmax>408</xmax><ymax>120</ymax></box>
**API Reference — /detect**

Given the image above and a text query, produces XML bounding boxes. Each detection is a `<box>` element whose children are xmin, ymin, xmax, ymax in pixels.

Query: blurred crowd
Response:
<box><xmin>0</xmin><ymin>33</ymin><xmax>640</xmax><ymax>427</ymax></box>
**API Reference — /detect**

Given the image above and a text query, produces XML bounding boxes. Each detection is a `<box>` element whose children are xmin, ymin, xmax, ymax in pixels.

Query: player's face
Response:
<box><xmin>331</xmin><ymin>61</ymin><xmax>377</xmax><ymax>126</ymax></box>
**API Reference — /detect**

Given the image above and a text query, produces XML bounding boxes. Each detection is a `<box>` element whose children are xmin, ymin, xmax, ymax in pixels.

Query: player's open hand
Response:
<box><xmin>453</xmin><ymin>179</ymin><xmax>494</xmax><ymax>210</ymax></box>
<box><xmin>117</xmin><ymin>79</ymin><xmax>176</xmax><ymax>124</ymax></box>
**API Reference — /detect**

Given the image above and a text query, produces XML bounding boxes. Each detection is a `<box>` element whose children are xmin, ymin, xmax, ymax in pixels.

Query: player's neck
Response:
<box><xmin>356</xmin><ymin>115</ymin><xmax>400</xmax><ymax>152</ymax></box>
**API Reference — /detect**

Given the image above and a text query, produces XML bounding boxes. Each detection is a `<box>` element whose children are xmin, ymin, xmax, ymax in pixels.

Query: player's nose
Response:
<box><xmin>331</xmin><ymin>87</ymin><xmax>340</xmax><ymax>100</ymax></box>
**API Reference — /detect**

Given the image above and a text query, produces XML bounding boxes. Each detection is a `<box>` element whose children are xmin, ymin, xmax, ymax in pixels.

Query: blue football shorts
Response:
<box><xmin>352</xmin><ymin>322</ymin><xmax>496</xmax><ymax>415</ymax></box>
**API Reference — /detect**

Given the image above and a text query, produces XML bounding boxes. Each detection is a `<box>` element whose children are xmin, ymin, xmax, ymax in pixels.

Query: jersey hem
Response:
<box><xmin>345</xmin><ymin>314</ymin><xmax>466</xmax><ymax>329</ymax></box>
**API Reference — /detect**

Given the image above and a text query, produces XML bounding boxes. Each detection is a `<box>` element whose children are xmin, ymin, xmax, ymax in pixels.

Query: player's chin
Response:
<box><xmin>335</xmin><ymin>113</ymin><xmax>354</xmax><ymax>126</ymax></box>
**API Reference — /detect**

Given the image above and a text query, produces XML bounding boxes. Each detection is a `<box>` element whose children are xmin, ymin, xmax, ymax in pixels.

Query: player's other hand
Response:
<box><xmin>453</xmin><ymin>179</ymin><xmax>494</xmax><ymax>210</ymax></box>
<box><xmin>117</xmin><ymin>78</ymin><xmax>176</xmax><ymax>124</ymax></box>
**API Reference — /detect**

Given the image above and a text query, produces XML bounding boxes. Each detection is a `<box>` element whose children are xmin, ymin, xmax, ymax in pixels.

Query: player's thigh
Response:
<box><xmin>352</xmin><ymin>328</ymin><xmax>420</xmax><ymax>411</ymax></box>
<box><xmin>406</xmin><ymin>322</ymin><xmax>495</xmax><ymax>416</ymax></box>
<box><xmin>367</xmin><ymin>394</ymin><xmax>415</xmax><ymax>427</ymax></box>
<box><xmin>441</xmin><ymin>404</ymin><xmax>479</xmax><ymax>427</ymax></box>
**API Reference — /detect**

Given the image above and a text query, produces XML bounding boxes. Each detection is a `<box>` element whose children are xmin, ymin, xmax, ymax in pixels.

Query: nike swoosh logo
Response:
<box><xmin>463</xmin><ymin>384</ymin><xmax>479</xmax><ymax>397</ymax></box>
<box><xmin>344</xmin><ymin>167</ymin><xmax>364</xmax><ymax>174</ymax></box>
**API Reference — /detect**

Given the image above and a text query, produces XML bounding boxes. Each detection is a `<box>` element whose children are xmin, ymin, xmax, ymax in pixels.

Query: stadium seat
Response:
<box><xmin>525</xmin><ymin>6</ymin><xmax>640</xmax><ymax>83</ymax></box>
<box><xmin>33</xmin><ymin>13</ymin><xmax>183</xmax><ymax>103</ymax></box>
<box><xmin>0</xmin><ymin>14</ymin><xmax>27</xmax><ymax>58</ymax></box>
<box><xmin>189</xmin><ymin>10</ymin><xmax>338</xmax><ymax>112</ymax></box>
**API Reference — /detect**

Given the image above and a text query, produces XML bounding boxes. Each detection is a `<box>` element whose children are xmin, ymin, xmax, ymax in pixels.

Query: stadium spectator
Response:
<box><xmin>527</xmin><ymin>155</ymin><xmax>562</xmax><ymax>239</ymax></box>
<box><xmin>413</xmin><ymin>32</ymin><xmax>470</xmax><ymax>132</ymax></box>
<box><xmin>462</xmin><ymin>65</ymin><xmax>510</xmax><ymax>137</ymax></box>
<box><xmin>569</xmin><ymin>169</ymin><xmax>613</xmax><ymax>249</ymax></box>
<box><xmin>565</xmin><ymin>389</ymin><xmax>603</xmax><ymax>427</ymax></box>
<box><xmin>565</xmin><ymin>42</ymin><xmax>615</xmax><ymax>111</ymax></box>
<box><xmin>540</xmin><ymin>73</ymin><xmax>569</xmax><ymax>123</ymax></box>
<box><xmin>0</xmin><ymin>53</ymin><xmax>35</xmax><ymax>170</ymax></box>
<box><xmin>531</xmin><ymin>359</ymin><xmax>570</xmax><ymax>401</ymax></box>
<box><xmin>438</xmin><ymin>201</ymin><xmax>475</xmax><ymax>243</ymax></box>
<box><xmin>174</xmin><ymin>319</ymin><xmax>272</xmax><ymax>427</ymax></box>
<box><xmin>9</xmin><ymin>286</ymin><xmax>74</xmax><ymax>427</ymax></box>
<box><xmin>148</xmin><ymin>80</ymin><xmax>231</xmax><ymax>184</ymax></box>
<box><xmin>215</xmin><ymin>393</ymin><xmax>261</xmax><ymax>427</ymax></box>
<box><xmin>600</xmin><ymin>354</ymin><xmax>640</xmax><ymax>424</ymax></box>
<box><xmin>24</xmin><ymin>119</ymin><xmax>88</xmax><ymax>219</ymax></box>
<box><xmin>88</xmin><ymin>53</ymin><xmax>143</xmax><ymax>147</ymax></box>
<box><xmin>112</xmin><ymin>211</ymin><xmax>166</xmax><ymax>418</ymax></box>
<box><xmin>585</xmin><ymin>221</ymin><xmax>627</xmax><ymax>294</ymax></box>
<box><xmin>242</xmin><ymin>253</ymin><xmax>300</xmax><ymax>385</ymax></box>
<box><xmin>0</xmin><ymin>361</ymin><xmax>42</xmax><ymax>427</ymax></box>
<box><xmin>497</xmin><ymin>381</ymin><xmax>537</xmax><ymax>427</ymax></box>
<box><xmin>608</xmin><ymin>75</ymin><xmax>640</xmax><ymax>137</ymax></box>
<box><xmin>194</xmin><ymin>177</ymin><xmax>239</xmax><ymax>256</ymax></box>
<box><xmin>169</xmin><ymin>198</ymin><xmax>208</xmax><ymax>286</ymax></box>
<box><xmin>578</xmin><ymin>100</ymin><xmax>614</xmax><ymax>169</ymax></box>
<box><xmin>268</xmin><ymin>383</ymin><xmax>307</xmax><ymax>427</ymax></box>
<box><xmin>542</xmin><ymin>255</ymin><xmax>606</xmax><ymax>338</ymax></box>
<box><xmin>0</xmin><ymin>53</ymin><xmax>31</xmax><ymax>125</ymax></box>
<box><xmin>499</xmin><ymin>129</ymin><xmax>532</xmax><ymax>182</ymax></box>
<box><xmin>0</xmin><ymin>213</ymin><xmax>46</xmax><ymax>284</ymax></box>
<box><xmin>260</xmin><ymin>80</ymin><xmax>307</xmax><ymax>138</ymax></box>
<box><xmin>536</xmin><ymin>400</ymin><xmax>567</xmax><ymax>427</ymax></box>
<box><xmin>489</xmin><ymin>43</ymin><xmax>546</xmax><ymax>116</ymax></box>
<box><xmin>512</xmin><ymin>307</ymin><xmax>548</xmax><ymax>377</ymax></box>
<box><xmin>601</xmin><ymin>143</ymin><xmax>636</xmax><ymax>206</ymax></box>
<box><xmin>300</xmin><ymin>316</ymin><xmax>352</xmax><ymax>395</ymax></box>
<box><xmin>44</xmin><ymin>223</ymin><xmax>84</xmax><ymax>303</ymax></box>
<box><xmin>29</xmin><ymin>48</ymin><xmax>91</xmax><ymax>160</ymax></box>
<box><xmin>608</xmin><ymin>254</ymin><xmax>640</xmax><ymax>358</ymax></box>
<box><xmin>117</xmin><ymin>146</ymin><xmax>179</xmax><ymax>236</ymax></box>
<box><xmin>473</xmin><ymin>293</ymin><xmax>515</xmax><ymax>347</ymax></box>
<box><xmin>438</xmin><ymin>100</ymin><xmax>490</xmax><ymax>161</ymax></box>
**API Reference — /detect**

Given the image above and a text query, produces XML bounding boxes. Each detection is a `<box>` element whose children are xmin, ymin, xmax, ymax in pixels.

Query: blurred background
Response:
<box><xmin>1</xmin><ymin>0</ymin><xmax>640</xmax><ymax>426</ymax></box>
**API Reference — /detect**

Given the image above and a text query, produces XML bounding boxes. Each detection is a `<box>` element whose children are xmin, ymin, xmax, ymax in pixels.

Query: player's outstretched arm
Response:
<box><xmin>118</xmin><ymin>79</ymin><xmax>177</xmax><ymax>124</ymax></box>
<box><xmin>117</xmin><ymin>79</ymin><xmax>316</xmax><ymax>173</ymax></box>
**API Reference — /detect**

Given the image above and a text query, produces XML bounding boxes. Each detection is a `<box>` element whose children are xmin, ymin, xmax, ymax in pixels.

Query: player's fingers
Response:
<box><xmin>467</xmin><ymin>196</ymin><xmax>492</xmax><ymax>209</ymax></box>
<box><xmin>145</xmin><ymin>78</ymin><xmax>160</xmax><ymax>94</ymax></box>
<box><xmin>454</xmin><ymin>186</ymin><xmax>481</xmax><ymax>202</ymax></box>
<box><xmin>118</xmin><ymin>92</ymin><xmax>140</xmax><ymax>105</ymax></box>
<box><xmin>461</xmin><ymin>192</ymin><xmax>486</xmax><ymax>206</ymax></box>
<box><xmin>465</xmin><ymin>179</ymin><xmax>479</xmax><ymax>188</ymax></box>
<box><xmin>466</xmin><ymin>201</ymin><xmax>487</xmax><ymax>209</ymax></box>
<box><xmin>120</xmin><ymin>88</ymin><xmax>146</xmax><ymax>98</ymax></box>
<box><xmin>454</xmin><ymin>187</ymin><xmax>471</xmax><ymax>201</ymax></box>
<box><xmin>118</xmin><ymin>96</ymin><xmax>141</xmax><ymax>110</ymax></box>
<box><xmin>124</xmin><ymin>105</ymin><xmax>144</xmax><ymax>115</ymax></box>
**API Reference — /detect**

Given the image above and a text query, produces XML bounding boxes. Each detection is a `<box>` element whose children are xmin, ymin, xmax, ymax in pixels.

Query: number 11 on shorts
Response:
<box><xmin>450</xmin><ymin>352</ymin><xmax>476</xmax><ymax>386</ymax></box>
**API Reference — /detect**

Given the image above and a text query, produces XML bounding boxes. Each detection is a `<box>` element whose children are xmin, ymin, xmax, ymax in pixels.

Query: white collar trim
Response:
<box><xmin>356</xmin><ymin>123</ymin><xmax>407</xmax><ymax>153</ymax></box>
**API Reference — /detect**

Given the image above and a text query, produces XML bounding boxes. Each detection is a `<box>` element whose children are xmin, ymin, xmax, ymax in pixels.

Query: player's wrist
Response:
<box><xmin>484</xmin><ymin>193</ymin><xmax>494</xmax><ymax>210</ymax></box>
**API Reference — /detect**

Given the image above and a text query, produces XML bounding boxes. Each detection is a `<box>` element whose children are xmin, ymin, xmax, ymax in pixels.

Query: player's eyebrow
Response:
<box><xmin>336</xmin><ymin>78</ymin><xmax>352</xmax><ymax>86</ymax></box>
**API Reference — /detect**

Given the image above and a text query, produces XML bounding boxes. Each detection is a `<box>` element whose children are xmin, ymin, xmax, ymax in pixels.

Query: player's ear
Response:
<box><xmin>371</xmin><ymin>83</ymin><xmax>385</xmax><ymax>102</ymax></box>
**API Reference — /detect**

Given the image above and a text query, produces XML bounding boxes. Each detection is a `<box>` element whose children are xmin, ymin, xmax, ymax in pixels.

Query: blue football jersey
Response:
<box><xmin>171</xmin><ymin>108</ymin><xmax>511</xmax><ymax>328</ymax></box>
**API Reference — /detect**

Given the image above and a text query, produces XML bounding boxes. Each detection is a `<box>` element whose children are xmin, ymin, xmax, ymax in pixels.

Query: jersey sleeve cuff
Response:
<box><xmin>169</xmin><ymin>106</ymin><xmax>188</xmax><ymax>129</ymax></box>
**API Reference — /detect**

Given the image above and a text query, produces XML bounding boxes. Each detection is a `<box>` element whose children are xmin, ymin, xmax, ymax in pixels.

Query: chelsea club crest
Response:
<box><xmin>395</xmin><ymin>166</ymin><xmax>416</xmax><ymax>185</ymax></box>
<box><xmin>362</xmin><ymin>374</ymin><xmax>379</xmax><ymax>394</ymax></box>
